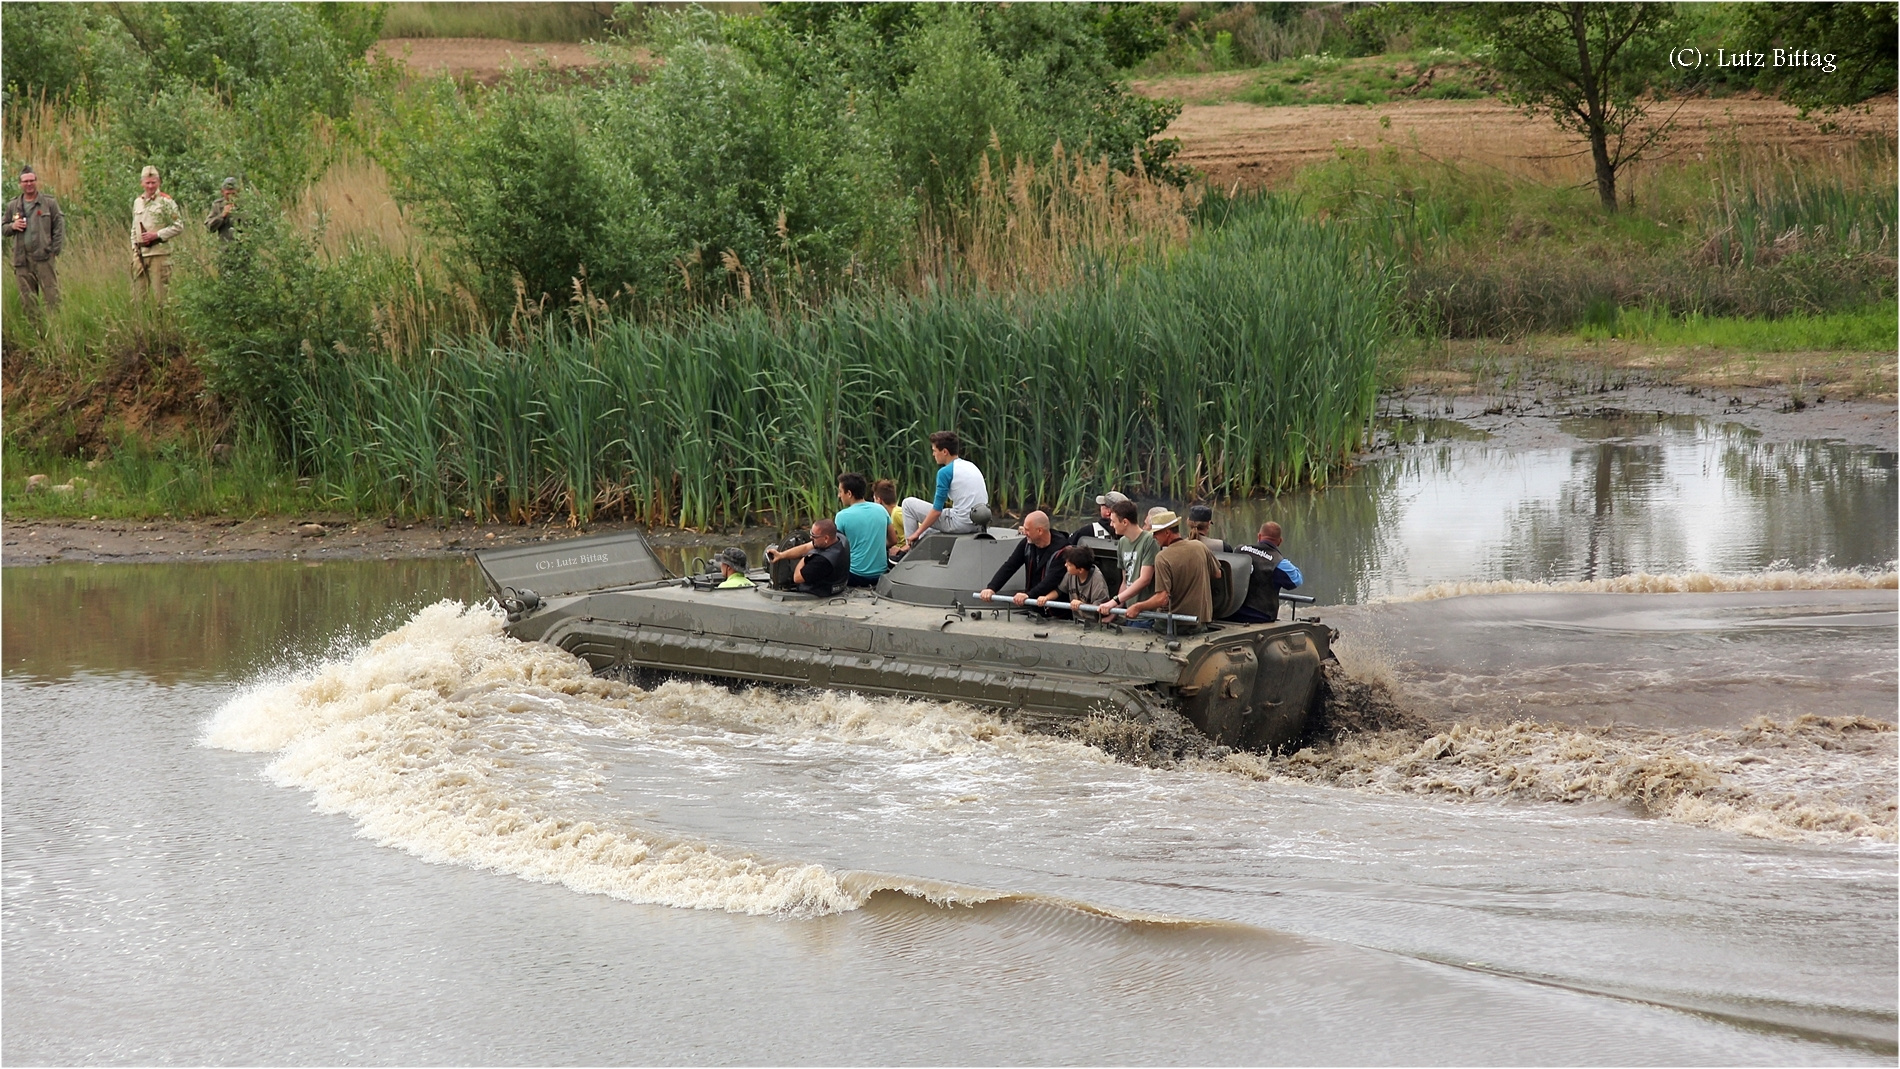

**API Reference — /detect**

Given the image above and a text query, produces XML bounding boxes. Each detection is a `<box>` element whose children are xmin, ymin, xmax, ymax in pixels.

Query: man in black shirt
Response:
<box><xmin>789</xmin><ymin>519</ymin><xmax>851</xmax><ymax>596</ymax></box>
<box><xmin>978</xmin><ymin>510</ymin><xmax>1069</xmax><ymax>606</ymax></box>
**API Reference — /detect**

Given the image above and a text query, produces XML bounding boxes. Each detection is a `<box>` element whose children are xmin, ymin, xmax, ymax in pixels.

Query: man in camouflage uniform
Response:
<box><xmin>205</xmin><ymin>176</ymin><xmax>240</xmax><ymax>243</ymax></box>
<box><xmin>131</xmin><ymin>165</ymin><xmax>184</xmax><ymax>304</ymax></box>
<box><xmin>6</xmin><ymin>165</ymin><xmax>65</xmax><ymax>316</ymax></box>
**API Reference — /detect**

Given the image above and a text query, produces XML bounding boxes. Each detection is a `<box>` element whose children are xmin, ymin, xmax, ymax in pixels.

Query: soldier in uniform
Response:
<box><xmin>131</xmin><ymin>165</ymin><xmax>184</xmax><ymax>304</ymax></box>
<box><xmin>6</xmin><ymin>165</ymin><xmax>65</xmax><ymax>316</ymax></box>
<box><xmin>205</xmin><ymin>177</ymin><xmax>240</xmax><ymax>243</ymax></box>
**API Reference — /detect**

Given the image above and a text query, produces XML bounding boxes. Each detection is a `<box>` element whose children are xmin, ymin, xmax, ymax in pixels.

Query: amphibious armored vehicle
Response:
<box><xmin>477</xmin><ymin>526</ymin><xmax>1332</xmax><ymax>752</ymax></box>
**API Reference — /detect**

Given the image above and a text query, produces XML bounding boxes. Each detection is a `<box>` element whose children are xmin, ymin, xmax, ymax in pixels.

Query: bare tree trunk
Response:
<box><xmin>1568</xmin><ymin>3</ymin><xmax>1619</xmax><ymax>212</ymax></box>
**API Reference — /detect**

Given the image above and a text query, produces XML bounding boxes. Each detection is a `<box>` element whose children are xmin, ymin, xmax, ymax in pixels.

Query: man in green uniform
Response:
<box><xmin>6</xmin><ymin>165</ymin><xmax>64</xmax><ymax>316</ymax></box>
<box><xmin>205</xmin><ymin>177</ymin><xmax>240</xmax><ymax>243</ymax></box>
<box><xmin>131</xmin><ymin>165</ymin><xmax>184</xmax><ymax>304</ymax></box>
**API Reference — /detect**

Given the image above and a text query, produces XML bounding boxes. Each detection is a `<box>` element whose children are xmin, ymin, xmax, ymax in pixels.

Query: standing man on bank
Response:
<box><xmin>131</xmin><ymin>165</ymin><xmax>184</xmax><ymax>304</ymax></box>
<box><xmin>6</xmin><ymin>165</ymin><xmax>64</xmax><ymax>316</ymax></box>
<box><xmin>205</xmin><ymin>177</ymin><xmax>241</xmax><ymax>243</ymax></box>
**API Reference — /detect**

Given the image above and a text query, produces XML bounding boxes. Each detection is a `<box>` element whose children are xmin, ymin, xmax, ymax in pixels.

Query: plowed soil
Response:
<box><xmin>373</xmin><ymin>37</ymin><xmax>641</xmax><ymax>83</ymax></box>
<box><xmin>1145</xmin><ymin>93</ymin><xmax>1896</xmax><ymax>189</ymax></box>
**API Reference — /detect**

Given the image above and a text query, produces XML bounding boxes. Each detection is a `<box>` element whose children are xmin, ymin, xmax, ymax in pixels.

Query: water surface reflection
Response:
<box><xmin>1212</xmin><ymin>416</ymin><xmax>1895</xmax><ymax>603</ymax></box>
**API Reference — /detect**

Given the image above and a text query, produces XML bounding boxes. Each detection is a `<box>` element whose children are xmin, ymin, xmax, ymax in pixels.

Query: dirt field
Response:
<box><xmin>372</xmin><ymin>37</ymin><xmax>640</xmax><ymax>82</ymax></box>
<box><xmin>1145</xmin><ymin>92</ymin><xmax>1897</xmax><ymax>189</ymax></box>
<box><xmin>375</xmin><ymin>39</ymin><xmax>1892</xmax><ymax>183</ymax></box>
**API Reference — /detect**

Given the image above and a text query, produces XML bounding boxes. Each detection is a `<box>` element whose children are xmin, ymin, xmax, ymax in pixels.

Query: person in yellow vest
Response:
<box><xmin>130</xmin><ymin>165</ymin><xmax>184</xmax><ymax>304</ymax></box>
<box><xmin>714</xmin><ymin>546</ymin><xmax>754</xmax><ymax>589</ymax></box>
<box><xmin>872</xmin><ymin>478</ymin><xmax>903</xmax><ymax>545</ymax></box>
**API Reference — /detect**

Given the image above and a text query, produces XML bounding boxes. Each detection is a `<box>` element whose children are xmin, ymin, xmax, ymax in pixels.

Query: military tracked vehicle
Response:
<box><xmin>477</xmin><ymin>524</ymin><xmax>1332</xmax><ymax>752</ymax></box>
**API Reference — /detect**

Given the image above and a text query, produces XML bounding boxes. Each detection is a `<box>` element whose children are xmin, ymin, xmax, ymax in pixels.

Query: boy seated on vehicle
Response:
<box><xmin>1033</xmin><ymin>544</ymin><xmax>1111</xmax><ymax>619</ymax></box>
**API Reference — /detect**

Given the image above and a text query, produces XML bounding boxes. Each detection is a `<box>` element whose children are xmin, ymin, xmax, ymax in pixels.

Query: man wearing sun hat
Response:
<box><xmin>6</xmin><ymin>164</ymin><xmax>63</xmax><ymax>315</ymax></box>
<box><xmin>1125</xmin><ymin>507</ymin><xmax>1220</xmax><ymax>629</ymax></box>
<box><xmin>714</xmin><ymin>546</ymin><xmax>754</xmax><ymax>589</ymax></box>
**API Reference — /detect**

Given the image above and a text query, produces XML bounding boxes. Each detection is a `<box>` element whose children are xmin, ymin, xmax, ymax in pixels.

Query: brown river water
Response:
<box><xmin>4</xmin><ymin>415</ymin><xmax>1895</xmax><ymax>1064</ymax></box>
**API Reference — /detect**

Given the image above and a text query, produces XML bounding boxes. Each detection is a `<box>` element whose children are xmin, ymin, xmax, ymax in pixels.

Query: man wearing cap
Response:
<box><xmin>1074</xmin><ymin>491</ymin><xmax>1125</xmax><ymax>543</ymax></box>
<box><xmin>1227</xmin><ymin>521</ymin><xmax>1303</xmax><ymax>623</ymax></box>
<box><xmin>1125</xmin><ymin>508</ymin><xmax>1220</xmax><ymax>629</ymax></box>
<box><xmin>205</xmin><ymin>177</ymin><xmax>241</xmax><ymax>243</ymax></box>
<box><xmin>1186</xmin><ymin>504</ymin><xmax>1227</xmax><ymax>552</ymax></box>
<box><xmin>5</xmin><ymin>165</ymin><xmax>64</xmax><ymax>315</ymax></box>
<box><xmin>131</xmin><ymin>165</ymin><xmax>184</xmax><ymax>304</ymax></box>
<box><xmin>714</xmin><ymin>547</ymin><xmax>754</xmax><ymax>589</ymax></box>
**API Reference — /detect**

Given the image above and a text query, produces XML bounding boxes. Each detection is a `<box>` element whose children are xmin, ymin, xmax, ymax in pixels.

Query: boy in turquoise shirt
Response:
<box><xmin>833</xmin><ymin>472</ymin><xmax>896</xmax><ymax>586</ymax></box>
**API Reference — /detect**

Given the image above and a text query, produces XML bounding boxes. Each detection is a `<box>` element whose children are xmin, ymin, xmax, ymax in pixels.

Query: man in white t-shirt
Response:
<box><xmin>901</xmin><ymin>430</ymin><xmax>988</xmax><ymax>549</ymax></box>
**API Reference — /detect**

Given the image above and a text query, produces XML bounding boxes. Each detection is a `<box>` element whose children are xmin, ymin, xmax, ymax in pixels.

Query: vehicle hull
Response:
<box><xmin>482</xmin><ymin>531</ymin><xmax>1331</xmax><ymax>751</ymax></box>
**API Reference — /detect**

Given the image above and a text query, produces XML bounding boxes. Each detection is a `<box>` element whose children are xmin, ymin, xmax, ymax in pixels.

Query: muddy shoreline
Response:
<box><xmin>5</xmin><ymin>379</ymin><xmax>1893</xmax><ymax>567</ymax></box>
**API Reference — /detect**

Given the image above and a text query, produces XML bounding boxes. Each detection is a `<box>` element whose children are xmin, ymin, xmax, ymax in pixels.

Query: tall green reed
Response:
<box><xmin>288</xmin><ymin>197</ymin><xmax>1389</xmax><ymax>527</ymax></box>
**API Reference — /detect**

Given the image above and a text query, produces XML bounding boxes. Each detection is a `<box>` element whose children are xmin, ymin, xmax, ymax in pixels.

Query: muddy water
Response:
<box><xmin>5</xmin><ymin>417</ymin><xmax>1895</xmax><ymax>1065</ymax></box>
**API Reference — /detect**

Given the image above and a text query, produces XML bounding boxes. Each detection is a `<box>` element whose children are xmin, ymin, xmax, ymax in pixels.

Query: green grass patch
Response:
<box><xmin>378</xmin><ymin>2</ymin><xmax>618</xmax><ymax>42</ymax></box>
<box><xmin>1580</xmin><ymin>307</ymin><xmax>1899</xmax><ymax>351</ymax></box>
<box><xmin>1292</xmin><ymin>138</ymin><xmax>1898</xmax><ymax>336</ymax></box>
<box><xmin>1237</xmin><ymin>51</ymin><xmax>1490</xmax><ymax>107</ymax></box>
<box><xmin>3</xmin><ymin>434</ymin><xmax>313</xmax><ymax>520</ymax></box>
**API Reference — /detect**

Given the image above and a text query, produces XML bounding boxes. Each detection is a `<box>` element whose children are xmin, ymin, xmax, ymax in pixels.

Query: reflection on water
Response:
<box><xmin>2</xmin><ymin>558</ymin><xmax>482</xmax><ymax>683</ymax></box>
<box><xmin>1212</xmin><ymin>416</ymin><xmax>1896</xmax><ymax>603</ymax></box>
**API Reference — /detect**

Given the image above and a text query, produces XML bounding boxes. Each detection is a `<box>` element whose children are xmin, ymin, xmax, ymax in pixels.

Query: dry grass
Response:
<box><xmin>907</xmin><ymin>146</ymin><xmax>1202</xmax><ymax>293</ymax></box>
<box><xmin>295</xmin><ymin>152</ymin><xmax>417</xmax><ymax>257</ymax></box>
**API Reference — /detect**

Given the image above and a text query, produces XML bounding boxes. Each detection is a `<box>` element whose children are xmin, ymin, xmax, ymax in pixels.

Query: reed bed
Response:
<box><xmin>288</xmin><ymin>197</ymin><xmax>1388</xmax><ymax>526</ymax></box>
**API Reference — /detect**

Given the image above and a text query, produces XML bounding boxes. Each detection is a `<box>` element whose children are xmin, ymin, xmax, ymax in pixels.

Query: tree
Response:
<box><xmin>1737</xmin><ymin>2</ymin><xmax>1898</xmax><ymax>113</ymax></box>
<box><xmin>1432</xmin><ymin>3</ymin><xmax>1676</xmax><ymax>211</ymax></box>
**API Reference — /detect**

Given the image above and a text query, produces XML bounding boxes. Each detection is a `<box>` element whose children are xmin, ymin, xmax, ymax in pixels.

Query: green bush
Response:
<box><xmin>173</xmin><ymin>211</ymin><xmax>382</xmax><ymax>436</ymax></box>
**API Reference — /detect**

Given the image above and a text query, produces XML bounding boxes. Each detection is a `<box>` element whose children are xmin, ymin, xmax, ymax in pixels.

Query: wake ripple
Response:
<box><xmin>1384</xmin><ymin>568</ymin><xmax>1898</xmax><ymax>603</ymax></box>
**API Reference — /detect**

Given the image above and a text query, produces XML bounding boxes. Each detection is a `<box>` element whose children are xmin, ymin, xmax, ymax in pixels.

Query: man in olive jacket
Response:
<box><xmin>6</xmin><ymin>165</ymin><xmax>65</xmax><ymax>314</ymax></box>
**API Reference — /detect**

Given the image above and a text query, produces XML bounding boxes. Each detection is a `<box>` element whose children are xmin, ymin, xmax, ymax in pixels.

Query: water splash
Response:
<box><xmin>1219</xmin><ymin>714</ymin><xmax>1898</xmax><ymax>844</ymax></box>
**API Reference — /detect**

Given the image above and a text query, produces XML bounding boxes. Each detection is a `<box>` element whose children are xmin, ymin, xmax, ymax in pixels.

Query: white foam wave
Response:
<box><xmin>1381</xmin><ymin>568</ymin><xmax>1899</xmax><ymax>603</ymax></box>
<box><xmin>203</xmin><ymin>600</ymin><xmax>1028</xmax><ymax>916</ymax></box>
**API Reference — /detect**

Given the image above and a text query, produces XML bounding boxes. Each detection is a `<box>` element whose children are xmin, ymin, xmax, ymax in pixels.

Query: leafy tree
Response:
<box><xmin>1423</xmin><ymin>2</ymin><xmax>1677</xmax><ymax>211</ymax></box>
<box><xmin>1093</xmin><ymin>3</ymin><xmax>1177</xmax><ymax>69</ymax></box>
<box><xmin>1737</xmin><ymin>2</ymin><xmax>1898</xmax><ymax>112</ymax></box>
<box><xmin>175</xmin><ymin>209</ymin><xmax>380</xmax><ymax>437</ymax></box>
<box><xmin>0</xmin><ymin>3</ymin><xmax>142</xmax><ymax>106</ymax></box>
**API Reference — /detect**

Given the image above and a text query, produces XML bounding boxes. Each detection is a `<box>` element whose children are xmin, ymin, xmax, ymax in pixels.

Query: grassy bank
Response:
<box><xmin>286</xmin><ymin>198</ymin><xmax>1385</xmax><ymax>527</ymax></box>
<box><xmin>1296</xmin><ymin>136</ymin><xmax>1898</xmax><ymax>337</ymax></box>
